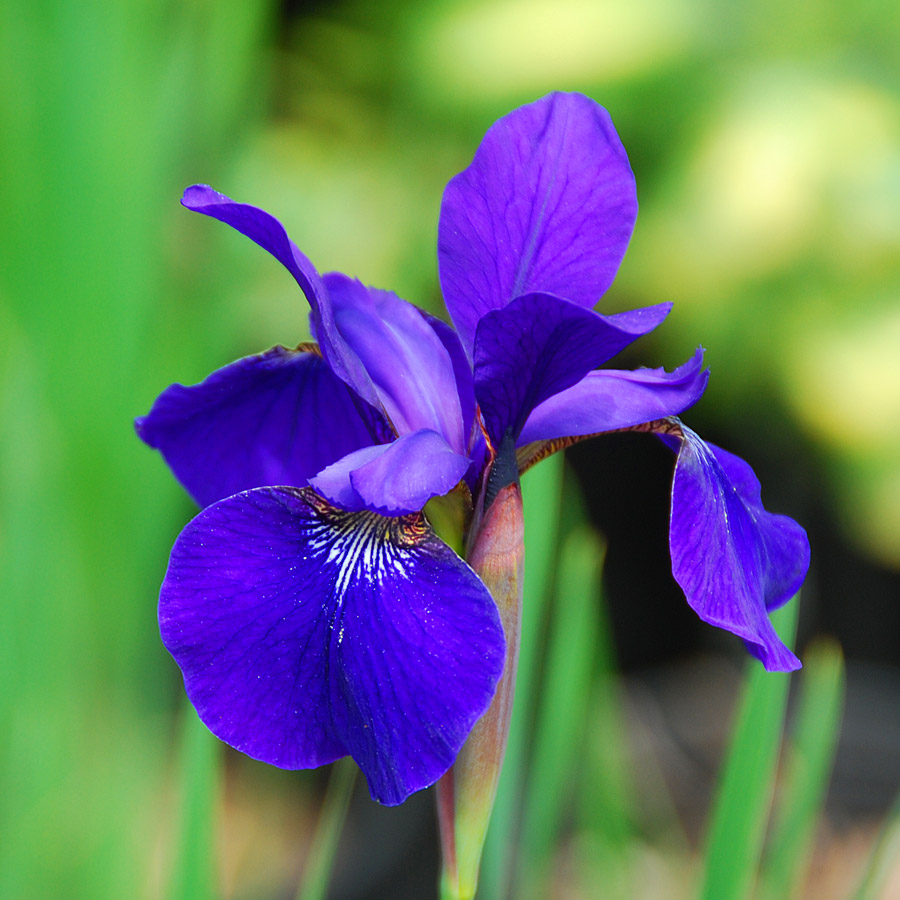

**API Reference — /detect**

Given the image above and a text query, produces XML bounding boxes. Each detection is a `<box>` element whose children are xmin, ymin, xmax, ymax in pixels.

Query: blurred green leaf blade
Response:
<box><xmin>697</xmin><ymin>599</ymin><xmax>799</xmax><ymax>900</ymax></box>
<box><xmin>759</xmin><ymin>637</ymin><xmax>845</xmax><ymax>900</ymax></box>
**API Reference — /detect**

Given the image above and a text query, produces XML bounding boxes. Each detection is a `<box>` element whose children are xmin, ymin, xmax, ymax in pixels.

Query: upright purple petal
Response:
<box><xmin>438</xmin><ymin>92</ymin><xmax>638</xmax><ymax>356</ymax></box>
<box><xmin>663</xmin><ymin>423</ymin><xmax>809</xmax><ymax>671</ymax></box>
<box><xmin>423</xmin><ymin>311</ymin><xmax>489</xmax><ymax>489</ymax></box>
<box><xmin>160</xmin><ymin>486</ymin><xmax>505</xmax><ymax>805</ymax></box>
<box><xmin>181</xmin><ymin>186</ymin><xmax>380</xmax><ymax>410</ymax></box>
<box><xmin>422</xmin><ymin>312</ymin><xmax>478</xmax><ymax>453</ymax></box>
<box><xmin>474</xmin><ymin>291</ymin><xmax>671</xmax><ymax>446</ymax></box>
<box><xmin>323</xmin><ymin>274</ymin><xmax>465</xmax><ymax>452</ymax></box>
<box><xmin>135</xmin><ymin>346</ymin><xmax>390</xmax><ymax>507</ymax></box>
<box><xmin>518</xmin><ymin>349</ymin><xmax>709</xmax><ymax>444</ymax></box>
<box><xmin>309</xmin><ymin>429</ymin><xmax>471</xmax><ymax>516</ymax></box>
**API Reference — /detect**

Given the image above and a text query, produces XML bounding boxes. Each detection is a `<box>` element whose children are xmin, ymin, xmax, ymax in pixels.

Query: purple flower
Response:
<box><xmin>137</xmin><ymin>92</ymin><xmax>809</xmax><ymax>806</ymax></box>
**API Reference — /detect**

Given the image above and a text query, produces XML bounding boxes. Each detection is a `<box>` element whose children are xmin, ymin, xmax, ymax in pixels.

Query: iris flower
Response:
<box><xmin>137</xmin><ymin>92</ymin><xmax>809</xmax><ymax>807</ymax></box>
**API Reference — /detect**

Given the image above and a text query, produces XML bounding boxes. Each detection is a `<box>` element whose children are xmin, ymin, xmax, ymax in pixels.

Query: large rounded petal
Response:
<box><xmin>438</xmin><ymin>92</ymin><xmax>637</xmax><ymax>356</ymax></box>
<box><xmin>518</xmin><ymin>349</ymin><xmax>709</xmax><ymax>445</ymax></box>
<box><xmin>160</xmin><ymin>487</ymin><xmax>506</xmax><ymax>805</ymax></box>
<box><xmin>662</xmin><ymin>423</ymin><xmax>809</xmax><ymax>671</ymax></box>
<box><xmin>474</xmin><ymin>291</ymin><xmax>671</xmax><ymax>446</ymax></box>
<box><xmin>181</xmin><ymin>186</ymin><xmax>380</xmax><ymax>410</ymax></box>
<box><xmin>309</xmin><ymin>429</ymin><xmax>472</xmax><ymax>516</ymax></box>
<box><xmin>135</xmin><ymin>346</ymin><xmax>390</xmax><ymax>507</ymax></box>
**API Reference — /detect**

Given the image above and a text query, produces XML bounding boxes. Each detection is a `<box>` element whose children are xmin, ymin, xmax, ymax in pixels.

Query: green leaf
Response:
<box><xmin>516</xmin><ymin>526</ymin><xmax>604</xmax><ymax>896</ymax></box>
<box><xmin>168</xmin><ymin>705</ymin><xmax>220</xmax><ymax>900</ymax></box>
<box><xmin>296</xmin><ymin>758</ymin><xmax>357</xmax><ymax>900</ymax></box>
<box><xmin>697</xmin><ymin>599</ymin><xmax>799</xmax><ymax>900</ymax></box>
<box><xmin>759</xmin><ymin>638</ymin><xmax>845</xmax><ymax>900</ymax></box>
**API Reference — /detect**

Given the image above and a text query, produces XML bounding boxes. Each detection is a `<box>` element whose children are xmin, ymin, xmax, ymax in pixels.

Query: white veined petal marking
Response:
<box><xmin>294</xmin><ymin>488</ymin><xmax>429</xmax><ymax>630</ymax></box>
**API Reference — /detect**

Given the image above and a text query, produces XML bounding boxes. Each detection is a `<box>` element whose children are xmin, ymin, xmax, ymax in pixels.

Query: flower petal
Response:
<box><xmin>518</xmin><ymin>348</ymin><xmax>709</xmax><ymax>444</ymax></box>
<box><xmin>474</xmin><ymin>291</ymin><xmax>671</xmax><ymax>446</ymax></box>
<box><xmin>323</xmin><ymin>274</ymin><xmax>465</xmax><ymax>451</ymax></box>
<box><xmin>181</xmin><ymin>186</ymin><xmax>380</xmax><ymax>410</ymax></box>
<box><xmin>159</xmin><ymin>486</ymin><xmax>506</xmax><ymax>805</ymax></box>
<box><xmin>424</xmin><ymin>311</ymin><xmax>489</xmax><ymax>490</ymax></box>
<box><xmin>662</xmin><ymin>422</ymin><xmax>809</xmax><ymax>671</ymax></box>
<box><xmin>422</xmin><ymin>311</ymin><xmax>478</xmax><ymax>453</ymax></box>
<box><xmin>438</xmin><ymin>92</ymin><xmax>637</xmax><ymax>356</ymax></box>
<box><xmin>135</xmin><ymin>346</ymin><xmax>390</xmax><ymax>507</ymax></box>
<box><xmin>310</xmin><ymin>429</ymin><xmax>472</xmax><ymax>516</ymax></box>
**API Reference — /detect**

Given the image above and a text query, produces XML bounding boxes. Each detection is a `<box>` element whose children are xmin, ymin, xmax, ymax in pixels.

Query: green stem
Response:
<box><xmin>437</xmin><ymin>483</ymin><xmax>525</xmax><ymax>900</ymax></box>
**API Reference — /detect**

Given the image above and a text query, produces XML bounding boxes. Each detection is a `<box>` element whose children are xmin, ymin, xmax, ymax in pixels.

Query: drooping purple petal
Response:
<box><xmin>518</xmin><ymin>348</ymin><xmax>709</xmax><ymax>445</ymax></box>
<box><xmin>661</xmin><ymin>422</ymin><xmax>809</xmax><ymax>671</ymax></box>
<box><xmin>323</xmin><ymin>274</ymin><xmax>465</xmax><ymax>452</ymax></box>
<box><xmin>309</xmin><ymin>429</ymin><xmax>472</xmax><ymax>516</ymax></box>
<box><xmin>159</xmin><ymin>486</ymin><xmax>505</xmax><ymax>805</ymax></box>
<box><xmin>438</xmin><ymin>92</ymin><xmax>638</xmax><ymax>356</ymax></box>
<box><xmin>474</xmin><ymin>291</ymin><xmax>672</xmax><ymax>446</ymax></box>
<box><xmin>181</xmin><ymin>186</ymin><xmax>380</xmax><ymax>410</ymax></box>
<box><xmin>135</xmin><ymin>346</ymin><xmax>390</xmax><ymax>507</ymax></box>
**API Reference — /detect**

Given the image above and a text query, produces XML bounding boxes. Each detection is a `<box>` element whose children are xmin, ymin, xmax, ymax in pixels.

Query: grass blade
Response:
<box><xmin>168</xmin><ymin>705</ymin><xmax>220</xmax><ymax>900</ymax></box>
<box><xmin>696</xmin><ymin>599</ymin><xmax>799</xmax><ymax>900</ymax></box>
<box><xmin>515</xmin><ymin>526</ymin><xmax>604</xmax><ymax>897</ymax></box>
<box><xmin>759</xmin><ymin>638</ymin><xmax>845</xmax><ymax>900</ymax></box>
<box><xmin>296</xmin><ymin>758</ymin><xmax>357</xmax><ymax>900</ymax></box>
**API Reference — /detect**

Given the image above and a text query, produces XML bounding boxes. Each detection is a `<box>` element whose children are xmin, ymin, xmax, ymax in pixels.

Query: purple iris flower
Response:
<box><xmin>137</xmin><ymin>92</ymin><xmax>809</xmax><ymax>806</ymax></box>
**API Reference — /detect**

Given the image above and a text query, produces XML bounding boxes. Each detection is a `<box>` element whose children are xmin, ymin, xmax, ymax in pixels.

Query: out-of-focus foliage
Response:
<box><xmin>2</xmin><ymin>0</ymin><xmax>898</xmax><ymax>897</ymax></box>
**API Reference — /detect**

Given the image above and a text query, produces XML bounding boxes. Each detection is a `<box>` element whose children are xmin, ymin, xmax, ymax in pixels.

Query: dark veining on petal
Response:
<box><xmin>302</xmin><ymin>488</ymin><xmax>430</xmax><ymax>556</ymax></box>
<box><xmin>294</xmin><ymin>341</ymin><xmax>323</xmax><ymax>357</ymax></box>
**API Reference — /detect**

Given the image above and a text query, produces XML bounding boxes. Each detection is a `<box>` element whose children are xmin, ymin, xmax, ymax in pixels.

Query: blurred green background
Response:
<box><xmin>2</xmin><ymin>0</ymin><xmax>899</xmax><ymax>898</ymax></box>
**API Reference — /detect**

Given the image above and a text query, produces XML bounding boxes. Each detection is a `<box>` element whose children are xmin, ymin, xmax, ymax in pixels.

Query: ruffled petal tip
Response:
<box><xmin>663</xmin><ymin>422</ymin><xmax>808</xmax><ymax>672</ymax></box>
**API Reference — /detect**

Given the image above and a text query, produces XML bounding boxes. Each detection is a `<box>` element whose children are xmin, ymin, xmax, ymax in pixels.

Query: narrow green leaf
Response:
<box><xmin>478</xmin><ymin>452</ymin><xmax>564</xmax><ymax>900</ymax></box>
<box><xmin>575</xmin><ymin>546</ymin><xmax>641</xmax><ymax>852</ymax></box>
<box><xmin>296</xmin><ymin>758</ymin><xmax>357</xmax><ymax>900</ymax></box>
<box><xmin>168</xmin><ymin>705</ymin><xmax>220</xmax><ymax>900</ymax></box>
<box><xmin>516</xmin><ymin>526</ymin><xmax>604</xmax><ymax>897</ymax></box>
<box><xmin>759</xmin><ymin>638</ymin><xmax>845</xmax><ymax>900</ymax></box>
<box><xmin>571</xmin><ymin>513</ymin><xmax>649</xmax><ymax>900</ymax></box>
<box><xmin>697</xmin><ymin>600</ymin><xmax>799</xmax><ymax>900</ymax></box>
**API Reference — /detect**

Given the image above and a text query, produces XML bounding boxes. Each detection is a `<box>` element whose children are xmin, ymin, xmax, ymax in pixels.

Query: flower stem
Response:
<box><xmin>437</xmin><ymin>482</ymin><xmax>525</xmax><ymax>900</ymax></box>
